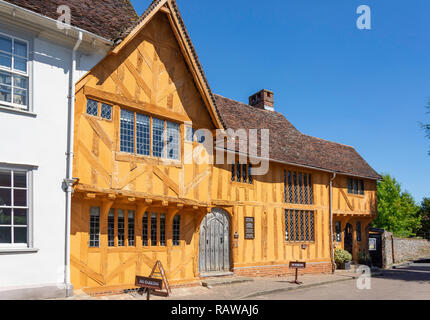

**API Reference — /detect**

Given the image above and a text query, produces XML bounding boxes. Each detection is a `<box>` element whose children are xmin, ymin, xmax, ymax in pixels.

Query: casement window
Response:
<box><xmin>284</xmin><ymin>170</ymin><xmax>313</xmax><ymax>204</ymax></box>
<box><xmin>142</xmin><ymin>212</ymin><xmax>166</xmax><ymax>247</ymax></box>
<box><xmin>347</xmin><ymin>178</ymin><xmax>364</xmax><ymax>195</ymax></box>
<box><xmin>0</xmin><ymin>33</ymin><xmax>29</xmax><ymax>111</ymax></box>
<box><xmin>185</xmin><ymin>126</ymin><xmax>196</xmax><ymax>142</ymax></box>
<box><xmin>108</xmin><ymin>209</ymin><xmax>115</xmax><ymax>247</ymax></box>
<box><xmin>231</xmin><ymin>162</ymin><xmax>253</xmax><ymax>184</ymax></box>
<box><xmin>142</xmin><ymin>213</ymin><xmax>149</xmax><ymax>246</ymax></box>
<box><xmin>128</xmin><ymin>211</ymin><xmax>135</xmax><ymax>246</ymax></box>
<box><xmin>335</xmin><ymin>221</ymin><xmax>342</xmax><ymax>242</ymax></box>
<box><xmin>284</xmin><ymin>209</ymin><xmax>315</xmax><ymax>242</ymax></box>
<box><xmin>0</xmin><ymin>168</ymin><xmax>32</xmax><ymax>247</ymax></box>
<box><xmin>120</xmin><ymin>108</ymin><xmax>180</xmax><ymax>161</ymax></box>
<box><xmin>117</xmin><ymin>210</ymin><xmax>125</xmax><ymax>247</ymax></box>
<box><xmin>356</xmin><ymin>222</ymin><xmax>362</xmax><ymax>242</ymax></box>
<box><xmin>173</xmin><ymin>215</ymin><xmax>180</xmax><ymax>246</ymax></box>
<box><xmin>86</xmin><ymin>99</ymin><xmax>112</xmax><ymax>120</ymax></box>
<box><xmin>89</xmin><ymin>207</ymin><xmax>100</xmax><ymax>248</ymax></box>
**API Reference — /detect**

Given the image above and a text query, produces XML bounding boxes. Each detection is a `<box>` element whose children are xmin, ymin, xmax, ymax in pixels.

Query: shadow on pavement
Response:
<box><xmin>374</xmin><ymin>263</ymin><xmax>430</xmax><ymax>283</ymax></box>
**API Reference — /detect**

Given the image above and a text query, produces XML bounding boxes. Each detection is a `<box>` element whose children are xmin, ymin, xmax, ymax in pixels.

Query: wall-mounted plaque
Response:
<box><xmin>244</xmin><ymin>217</ymin><xmax>255</xmax><ymax>240</ymax></box>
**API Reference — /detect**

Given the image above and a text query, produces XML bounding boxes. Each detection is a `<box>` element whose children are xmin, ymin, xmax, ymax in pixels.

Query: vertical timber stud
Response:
<box><xmin>166</xmin><ymin>207</ymin><xmax>180</xmax><ymax>275</ymax></box>
<box><xmin>100</xmin><ymin>200</ymin><xmax>114</xmax><ymax>280</ymax></box>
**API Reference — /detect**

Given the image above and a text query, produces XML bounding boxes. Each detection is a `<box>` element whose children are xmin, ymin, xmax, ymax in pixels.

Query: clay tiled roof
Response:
<box><xmin>5</xmin><ymin>0</ymin><xmax>138</xmax><ymax>41</ymax></box>
<box><xmin>214</xmin><ymin>94</ymin><xmax>381</xmax><ymax>180</ymax></box>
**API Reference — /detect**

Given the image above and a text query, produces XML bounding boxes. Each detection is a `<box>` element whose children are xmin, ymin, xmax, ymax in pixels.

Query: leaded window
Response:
<box><xmin>128</xmin><ymin>211</ymin><xmax>135</xmax><ymax>246</ymax></box>
<box><xmin>86</xmin><ymin>99</ymin><xmax>98</xmax><ymax>116</ymax></box>
<box><xmin>284</xmin><ymin>170</ymin><xmax>313</xmax><ymax>204</ymax></box>
<box><xmin>231</xmin><ymin>162</ymin><xmax>253</xmax><ymax>184</ymax></box>
<box><xmin>89</xmin><ymin>207</ymin><xmax>100</xmax><ymax>248</ymax></box>
<box><xmin>108</xmin><ymin>209</ymin><xmax>114</xmax><ymax>247</ymax></box>
<box><xmin>173</xmin><ymin>215</ymin><xmax>180</xmax><ymax>246</ymax></box>
<box><xmin>348</xmin><ymin>178</ymin><xmax>364</xmax><ymax>195</ymax></box>
<box><xmin>117</xmin><ymin>210</ymin><xmax>125</xmax><ymax>247</ymax></box>
<box><xmin>335</xmin><ymin>221</ymin><xmax>342</xmax><ymax>242</ymax></box>
<box><xmin>142</xmin><ymin>213</ymin><xmax>148</xmax><ymax>247</ymax></box>
<box><xmin>150</xmin><ymin>213</ymin><xmax>157</xmax><ymax>246</ymax></box>
<box><xmin>167</xmin><ymin>122</ymin><xmax>180</xmax><ymax>160</ymax></box>
<box><xmin>100</xmin><ymin>103</ymin><xmax>112</xmax><ymax>120</ymax></box>
<box><xmin>284</xmin><ymin>209</ymin><xmax>315</xmax><ymax>243</ymax></box>
<box><xmin>0</xmin><ymin>169</ymin><xmax>29</xmax><ymax>245</ymax></box>
<box><xmin>152</xmin><ymin>118</ymin><xmax>165</xmax><ymax>158</ymax></box>
<box><xmin>120</xmin><ymin>109</ymin><xmax>135</xmax><ymax>153</ymax></box>
<box><xmin>0</xmin><ymin>34</ymin><xmax>29</xmax><ymax>110</ymax></box>
<box><xmin>160</xmin><ymin>214</ymin><xmax>166</xmax><ymax>246</ymax></box>
<box><xmin>136</xmin><ymin>114</ymin><xmax>150</xmax><ymax>156</ymax></box>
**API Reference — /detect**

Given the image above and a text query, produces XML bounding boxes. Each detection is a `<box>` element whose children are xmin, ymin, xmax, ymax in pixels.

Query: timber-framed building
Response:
<box><xmin>68</xmin><ymin>0</ymin><xmax>380</xmax><ymax>293</ymax></box>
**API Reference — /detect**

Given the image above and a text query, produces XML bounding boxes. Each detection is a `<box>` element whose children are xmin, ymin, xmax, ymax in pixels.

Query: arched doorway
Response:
<box><xmin>198</xmin><ymin>208</ymin><xmax>231</xmax><ymax>274</ymax></box>
<box><xmin>344</xmin><ymin>223</ymin><xmax>353</xmax><ymax>254</ymax></box>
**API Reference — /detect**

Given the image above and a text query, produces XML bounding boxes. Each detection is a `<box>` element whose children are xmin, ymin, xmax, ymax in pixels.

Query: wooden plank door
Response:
<box><xmin>198</xmin><ymin>208</ymin><xmax>230</xmax><ymax>273</ymax></box>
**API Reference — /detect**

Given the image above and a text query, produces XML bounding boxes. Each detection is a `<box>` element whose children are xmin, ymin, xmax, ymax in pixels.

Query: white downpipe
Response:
<box><xmin>64</xmin><ymin>31</ymin><xmax>82</xmax><ymax>297</ymax></box>
<box><xmin>329</xmin><ymin>172</ymin><xmax>337</xmax><ymax>273</ymax></box>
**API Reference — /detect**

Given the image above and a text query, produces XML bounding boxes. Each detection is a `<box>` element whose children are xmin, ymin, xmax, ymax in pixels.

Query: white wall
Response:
<box><xmin>0</xmin><ymin>28</ymin><xmax>106</xmax><ymax>292</ymax></box>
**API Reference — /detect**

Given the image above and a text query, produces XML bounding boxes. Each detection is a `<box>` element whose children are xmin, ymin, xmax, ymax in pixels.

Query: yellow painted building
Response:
<box><xmin>70</xmin><ymin>0</ymin><xmax>380</xmax><ymax>293</ymax></box>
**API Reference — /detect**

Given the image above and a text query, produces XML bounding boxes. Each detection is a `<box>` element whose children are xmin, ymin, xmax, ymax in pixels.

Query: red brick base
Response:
<box><xmin>233</xmin><ymin>262</ymin><xmax>333</xmax><ymax>277</ymax></box>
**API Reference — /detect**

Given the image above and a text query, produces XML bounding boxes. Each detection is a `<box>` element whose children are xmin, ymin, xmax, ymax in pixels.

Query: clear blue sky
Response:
<box><xmin>131</xmin><ymin>0</ymin><xmax>430</xmax><ymax>204</ymax></box>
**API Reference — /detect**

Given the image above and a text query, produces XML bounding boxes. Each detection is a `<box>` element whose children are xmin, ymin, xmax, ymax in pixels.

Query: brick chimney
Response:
<box><xmin>249</xmin><ymin>89</ymin><xmax>274</xmax><ymax>111</ymax></box>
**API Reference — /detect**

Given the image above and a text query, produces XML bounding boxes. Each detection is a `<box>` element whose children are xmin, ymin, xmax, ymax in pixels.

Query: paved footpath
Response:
<box><xmin>60</xmin><ymin>262</ymin><xmax>430</xmax><ymax>300</ymax></box>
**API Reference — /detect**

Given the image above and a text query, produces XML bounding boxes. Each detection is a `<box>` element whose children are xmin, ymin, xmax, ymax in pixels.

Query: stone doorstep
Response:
<box><xmin>201</xmin><ymin>276</ymin><xmax>254</xmax><ymax>288</ymax></box>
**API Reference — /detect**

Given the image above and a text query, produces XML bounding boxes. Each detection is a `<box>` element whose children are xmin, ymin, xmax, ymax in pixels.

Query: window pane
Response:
<box><xmin>173</xmin><ymin>215</ymin><xmax>180</xmax><ymax>246</ymax></box>
<box><xmin>128</xmin><ymin>211</ymin><xmax>135</xmax><ymax>246</ymax></box>
<box><xmin>236</xmin><ymin>162</ymin><xmax>241</xmax><ymax>182</ymax></box>
<box><xmin>152</xmin><ymin>118</ymin><xmax>165</xmax><ymax>158</ymax></box>
<box><xmin>0</xmin><ymin>35</ymin><xmax>12</xmax><ymax>53</ymax></box>
<box><xmin>13</xmin><ymin>189</ymin><xmax>27</xmax><ymax>207</ymax></box>
<box><xmin>142</xmin><ymin>213</ymin><xmax>148</xmax><ymax>247</ymax></box>
<box><xmin>0</xmin><ymin>226</ymin><xmax>11</xmax><ymax>243</ymax></box>
<box><xmin>0</xmin><ymin>189</ymin><xmax>11</xmax><ymax>206</ymax></box>
<box><xmin>118</xmin><ymin>210</ymin><xmax>125</xmax><ymax>247</ymax></box>
<box><xmin>0</xmin><ymin>85</ymin><xmax>11</xmax><ymax>103</ymax></box>
<box><xmin>248</xmin><ymin>165</ymin><xmax>252</xmax><ymax>184</ymax></box>
<box><xmin>0</xmin><ymin>71</ymin><xmax>11</xmax><ymax>85</ymax></box>
<box><xmin>108</xmin><ymin>210</ymin><xmax>114</xmax><ymax>247</ymax></box>
<box><xmin>100</xmin><ymin>103</ymin><xmax>112</xmax><ymax>120</ymax></box>
<box><xmin>360</xmin><ymin>180</ymin><xmax>364</xmax><ymax>195</ymax></box>
<box><xmin>13</xmin><ymin>172</ymin><xmax>26</xmax><ymax>188</ymax></box>
<box><xmin>0</xmin><ymin>170</ymin><xmax>11</xmax><ymax>187</ymax></box>
<box><xmin>242</xmin><ymin>164</ymin><xmax>247</xmax><ymax>183</ymax></box>
<box><xmin>120</xmin><ymin>109</ymin><xmax>135</xmax><ymax>153</ymax></box>
<box><xmin>285</xmin><ymin>210</ymin><xmax>289</xmax><ymax>241</ymax></box>
<box><xmin>136</xmin><ymin>114</ymin><xmax>150</xmax><ymax>156</ymax></box>
<box><xmin>166</xmin><ymin>121</ymin><xmax>179</xmax><ymax>160</ymax></box>
<box><xmin>231</xmin><ymin>164</ymin><xmax>235</xmax><ymax>182</ymax></box>
<box><xmin>89</xmin><ymin>207</ymin><xmax>100</xmax><ymax>247</ymax></box>
<box><xmin>0</xmin><ymin>52</ymin><xmax>11</xmax><ymax>69</ymax></box>
<box><xmin>13</xmin><ymin>75</ymin><xmax>27</xmax><ymax>89</ymax></box>
<box><xmin>150</xmin><ymin>213</ymin><xmax>157</xmax><ymax>246</ymax></box>
<box><xmin>160</xmin><ymin>214</ymin><xmax>166</xmax><ymax>246</ymax></box>
<box><xmin>14</xmin><ymin>209</ymin><xmax>27</xmax><ymax>225</ymax></box>
<box><xmin>86</xmin><ymin>99</ymin><xmax>98</xmax><ymax>116</ymax></box>
<box><xmin>14</xmin><ymin>227</ymin><xmax>27</xmax><ymax>244</ymax></box>
<box><xmin>14</xmin><ymin>57</ymin><xmax>27</xmax><ymax>73</ymax></box>
<box><xmin>13</xmin><ymin>88</ymin><xmax>27</xmax><ymax>106</ymax></box>
<box><xmin>0</xmin><ymin>208</ymin><xmax>11</xmax><ymax>224</ymax></box>
<box><xmin>14</xmin><ymin>40</ymin><xmax>27</xmax><ymax>57</ymax></box>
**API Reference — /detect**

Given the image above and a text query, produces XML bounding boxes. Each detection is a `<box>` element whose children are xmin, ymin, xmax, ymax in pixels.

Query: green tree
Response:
<box><xmin>418</xmin><ymin>198</ymin><xmax>430</xmax><ymax>237</ymax></box>
<box><xmin>372</xmin><ymin>174</ymin><xmax>421</xmax><ymax>237</ymax></box>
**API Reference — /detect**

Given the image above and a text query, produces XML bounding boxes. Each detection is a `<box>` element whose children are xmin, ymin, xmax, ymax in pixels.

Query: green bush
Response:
<box><xmin>334</xmin><ymin>248</ymin><xmax>352</xmax><ymax>264</ymax></box>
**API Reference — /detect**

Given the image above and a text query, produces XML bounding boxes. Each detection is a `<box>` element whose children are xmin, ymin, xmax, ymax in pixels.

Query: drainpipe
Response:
<box><xmin>64</xmin><ymin>31</ymin><xmax>83</xmax><ymax>297</ymax></box>
<box><xmin>329</xmin><ymin>172</ymin><xmax>337</xmax><ymax>273</ymax></box>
